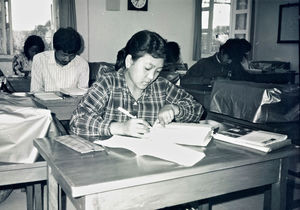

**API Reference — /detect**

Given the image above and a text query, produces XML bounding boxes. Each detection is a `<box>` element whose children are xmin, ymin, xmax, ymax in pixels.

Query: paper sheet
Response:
<box><xmin>95</xmin><ymin>135</ymin><xmax>205</xmax><ymax>167</ymax></box>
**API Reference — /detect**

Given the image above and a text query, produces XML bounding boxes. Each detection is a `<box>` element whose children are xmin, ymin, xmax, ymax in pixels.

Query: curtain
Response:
<box><xmin>58</xmin><ymin>0</ymin><xmax>77</xmax><ymax>29</ymax></box>
<box><xmin>192</xmin><ymin>0</ymin><xmax>202</xmax><ymax>61</ymax></box>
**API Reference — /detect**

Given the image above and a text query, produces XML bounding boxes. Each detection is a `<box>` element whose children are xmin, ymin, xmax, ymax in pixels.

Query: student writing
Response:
<box><xmin>70</xmin><ymin>30</ymin><xmax>204</xmax><ymax>138</ymax></box>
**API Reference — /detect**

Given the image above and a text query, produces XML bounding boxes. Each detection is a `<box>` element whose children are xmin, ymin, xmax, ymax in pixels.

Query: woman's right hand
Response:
<box><xmin>110</xmin><ymin>119</ymin><xmax>151</xmax><ymax>138</ymax></box>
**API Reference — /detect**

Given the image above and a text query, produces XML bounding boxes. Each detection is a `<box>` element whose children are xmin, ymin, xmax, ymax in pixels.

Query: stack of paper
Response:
<box><xmin>148</xmin><ymin>122</ymin><xmax>214</xmax><ymax>146</ymax></box>
<box><xmin>213</xmin><ymin>127</ymin><xmax>291</xmax><ymax>153</ymax></box>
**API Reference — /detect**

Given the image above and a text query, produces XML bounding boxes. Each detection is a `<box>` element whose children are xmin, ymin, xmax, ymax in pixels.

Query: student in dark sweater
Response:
<box><xmin>181</xmin><ymin>38</ymin><xmax>252</xmax><ymax>87</ymax></box>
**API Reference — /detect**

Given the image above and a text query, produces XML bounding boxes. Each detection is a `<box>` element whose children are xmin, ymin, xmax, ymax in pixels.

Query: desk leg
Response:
<box><xmin>264</xmin><ymin>158</ymin><xmax>288</xmax><ymax>210</ymax></box>
<box><xmin>26</xmin><ymin>185</ymin><xmax>33</xmax><ymax>210</ymax></box>
<box><xmin>34</xmin><ymin>183</ymin><xmax>43</xmax><ymax>210</ymax></box>
<box><xmin>47</xmin><ymin>166</ymin><xmax>59</xmax><ymax>210</ymax></box>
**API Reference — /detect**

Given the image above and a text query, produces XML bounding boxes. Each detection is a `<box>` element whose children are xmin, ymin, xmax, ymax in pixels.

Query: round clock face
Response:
<box><xmin>131</xmin><ymin>0</ymin><xmax>147</xmax><ymax>9</ymax></box>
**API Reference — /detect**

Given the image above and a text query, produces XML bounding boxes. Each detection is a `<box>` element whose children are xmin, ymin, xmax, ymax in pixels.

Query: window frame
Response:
<box><xmin>200</xmin><ymin>0</ymin><xmax>252</xmax><ymax>58</ymax></box>
<box><xmin>0</xmin><ymin>0</ymin><xmax>13</xmax><ymax>57</ymax></box>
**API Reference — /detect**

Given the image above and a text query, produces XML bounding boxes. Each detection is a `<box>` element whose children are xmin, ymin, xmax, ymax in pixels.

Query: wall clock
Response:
<box><xmin>128</xmin><ymin>0</ymin><xmax>148</xmax><ymax>11</ymax></box>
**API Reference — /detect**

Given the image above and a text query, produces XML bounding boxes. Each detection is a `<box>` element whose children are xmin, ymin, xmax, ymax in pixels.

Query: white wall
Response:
<box><xmin>76</xmin><ymin>0</ymin><xmax>195</xmax><ymax>67</ymax></box>
<box><xmin>252</xmin><ymin>0</ymin><xmax>299</xmax><ymax>75</ymax></box>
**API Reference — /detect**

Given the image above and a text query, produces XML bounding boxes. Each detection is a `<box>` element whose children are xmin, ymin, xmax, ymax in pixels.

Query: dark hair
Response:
<box><xmin>115</xmin><ymin>30</ymin><xmax>166</xmax><ymax>70</ymax></box>
<box><xmin>220</xmin><ymin>38</ymin><xmax>251</xmax><ymax>62</ymax></box>
<box><xmin>23</xmin><ymin>35</ymin><xmax>45</xmax><ymax>60</ymax></box>
<box><xmin>53</xmin><ymin>27</ymin><xmax>81</xmax><ymax>54</ymax></box>
<box><xmin>165</xmin><ymin>41</ymin><xmax>180</xmax><ymax>63</ymax></box>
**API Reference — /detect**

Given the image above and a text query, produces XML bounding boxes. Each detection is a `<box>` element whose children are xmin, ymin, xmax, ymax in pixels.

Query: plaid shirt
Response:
<box><xmin>70</xmin><ymin>70</ymin><xmax>204</xmax><ymax>137</ymax></box>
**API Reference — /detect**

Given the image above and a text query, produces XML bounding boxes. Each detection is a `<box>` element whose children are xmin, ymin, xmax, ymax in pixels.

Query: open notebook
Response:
<box><xmin>94</xmin><ymin>122</ymin><xmax>216</xmax><ymax>166</ymax></box>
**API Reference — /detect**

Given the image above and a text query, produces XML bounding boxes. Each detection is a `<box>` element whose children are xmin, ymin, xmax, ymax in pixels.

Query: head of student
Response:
<box><xmin>115</xmin><ymin>30</ymin><xmax>166</xmax><ymax>91</ymax></box>
<box><xmin>165</xmin><ymin>41</ymin><xmax>181</xmax><ymax>64</ymax></box>
<box><xmin>53</xmin><ymin>27</ymin><xmax>82</xmax><ymax>66</ymax></box>
<box><xmin>24</xmin><ymin>35</ymin><xmax>45</xmax><ymax>60</ymax></box>
<box><xmin>218</xmin><ymin>38</ymin><xmax>251</xmax><ymax>65</ymax></box>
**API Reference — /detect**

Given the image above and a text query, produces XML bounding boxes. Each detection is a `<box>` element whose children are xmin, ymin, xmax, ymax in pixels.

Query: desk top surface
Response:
<box><xmin>34</xmin><ymin>137</ymin><xmax>298</xmax><ymax>198</ymax></box>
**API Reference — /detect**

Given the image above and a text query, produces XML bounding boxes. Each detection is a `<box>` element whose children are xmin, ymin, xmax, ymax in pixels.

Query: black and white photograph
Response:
<box><xmin>0</xmin><ymin>0</ymin><xmax>299</xmax><ymax>210</ymax></box>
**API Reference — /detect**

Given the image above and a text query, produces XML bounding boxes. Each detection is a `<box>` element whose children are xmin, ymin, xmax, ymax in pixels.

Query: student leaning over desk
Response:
<box><xmin>30</xmin><ymin>27</ymin><xmax>89</xmax><ymax>92</ymax></box>
<box><xmin>69</xmin><ymin>30</ymin><xmax>204</xmax><ymax>139</ymax></box>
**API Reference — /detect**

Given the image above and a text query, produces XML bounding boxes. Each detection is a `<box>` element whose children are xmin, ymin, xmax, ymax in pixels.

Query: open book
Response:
<box><xmin>94</xmin><ymin>122</ymin><xmax>215</xmax><ymax>166</ymax></box>
<box><xmin>94</xmin><ymin>135</ymin><xmax>205</xmax><ymax>167</ymax></box>
<box><xmin>213</xmin><ymin>127</ymin><xmax>291</xmax><ymax>153</ymax></box>
<box><xmin>60</xmin><ymin>87</ymin><xmax>88</xmax><ymax>96</ymax></box>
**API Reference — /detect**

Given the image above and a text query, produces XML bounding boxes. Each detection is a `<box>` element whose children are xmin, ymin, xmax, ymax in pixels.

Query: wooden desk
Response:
<box><xmin>34</xmin><ymin>137</ymin><xmax>297</xmax><ymax>210</ymax></box>
<box><xmin>32</xmin><ymin>96</ymin><xmax>82</xmax><ymax>121</ymax></box>
<box><xmin>0</xmin><ymin>161</ymin><xmax>47</xmax><ymax>210</ymax></box>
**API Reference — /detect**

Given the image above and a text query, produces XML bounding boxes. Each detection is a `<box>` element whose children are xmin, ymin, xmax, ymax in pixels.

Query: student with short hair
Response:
<box><xmin>30</xmin><ymin>27</ymin><xmax>89</xmax><ymax>92</ymax></box>
<box><xmin>181</xmin><ymin>38</ymin><xmax>252</xmax><ymax>87</ymax></box>
<box><xmin>70</xmin><ymin>30</ymin><xmax>204</xmax><ymax>138</ymax></box>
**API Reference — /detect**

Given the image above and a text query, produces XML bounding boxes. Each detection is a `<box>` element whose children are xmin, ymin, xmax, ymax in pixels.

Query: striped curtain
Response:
<box><xmin>58</xmin><ymin>0</ymin><xmax>77</xmax><ymax>29</ymax></box>
<box><xmin>192</xmin><ymin>0</ymin><xmax>202</xmax><ymax>61</ymax></box>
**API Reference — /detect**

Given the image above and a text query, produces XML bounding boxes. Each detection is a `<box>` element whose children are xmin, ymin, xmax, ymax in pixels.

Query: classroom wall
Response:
<box><xmin>75</xmin><ymin>0</ymin><xmax>195</xmax><ymax>68</ymax></box>
<box><xmin>252</xmin><ymin>0</ymin><xmax>299</xmax><ymax>77</ymax></box>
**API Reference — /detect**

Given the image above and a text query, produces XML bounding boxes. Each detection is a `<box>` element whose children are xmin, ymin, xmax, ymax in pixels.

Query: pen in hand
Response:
<box><xmin>117</xmin><ymin>107</ymin><xmax>152</xmax><ymax>129</ymax></box>
<box><xmin>117</xmin><ymin>107</ymin><xmax>137</xmax><ymax>119</ymax></box>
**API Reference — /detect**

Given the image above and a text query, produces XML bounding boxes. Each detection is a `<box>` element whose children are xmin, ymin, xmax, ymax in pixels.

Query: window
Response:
<box><xmin>201</xmin><ymin>0</ymin><xmax>231</xmax><ymax>57</ymax></box>
<box><xmin>0</xmin><ymin>0</ymin><xmax>53</xmax><ymax>57</ymax></box>
<box><xmin>0</xmin><ymin>0</ymin><xmax>12</xmax><ymax>55</ymax></box>
<box><xmin>230</xmin><ymin>0</ymin><xmax>252</xmax><ymax>39</ymax></box>
<box><xmin>201</xmin><ymin>0</ymin><xmax>252</xmax><ymax>58</ymax></box>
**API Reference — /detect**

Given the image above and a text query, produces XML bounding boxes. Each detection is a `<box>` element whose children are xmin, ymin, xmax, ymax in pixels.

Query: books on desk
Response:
<box><xmin>33</xmin><ymin>92</ymin><xmax>63</xmax><ymax>100</ymax></box>
<box><xmin>213</xmin><ymin>127</ymin><xmax>291</xmax><ymax>153</ymax></box>
<box><xmin>149</xmin><ymin>122</ymin><xmax>214</xmax><ymax>146</ymax></box>
<box><xmin>60</xmin><ymin>87</ymin><xmax>88</xmax><ymax>96</ymax></box>
<box><xmin>54</xmin><ymin>135</ymin><xmax>104</xmax><ymax>154</ymax></box>
<box><xmin>94</xmin><ymin>122</ymin><xmax>216</xmax><ymax>166</ymax></box>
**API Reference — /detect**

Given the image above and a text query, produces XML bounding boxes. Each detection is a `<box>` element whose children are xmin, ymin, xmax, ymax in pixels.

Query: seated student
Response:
<box><xmin>30</xmin><ymin>27</ymin><xmax>89</xmax><ymax>92</ymax></box>
<box><xmin>69</xmin><ymin>30</ymin><xmax>204</xmax><ymax>138</ymax></box>
<box><xmin>12</xmin><ymin>35</ymin><xmax>45</xmax><ymax>77</ymax></box>
<box><xmin>159</xmin><ymin>41</ymin><xmax>186</xmax><ymax>84</ymax></box>
<box><xmin>180</xmin><ymin>38</ymin><xmax>252</xmax><ymax>87</ymax></box>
